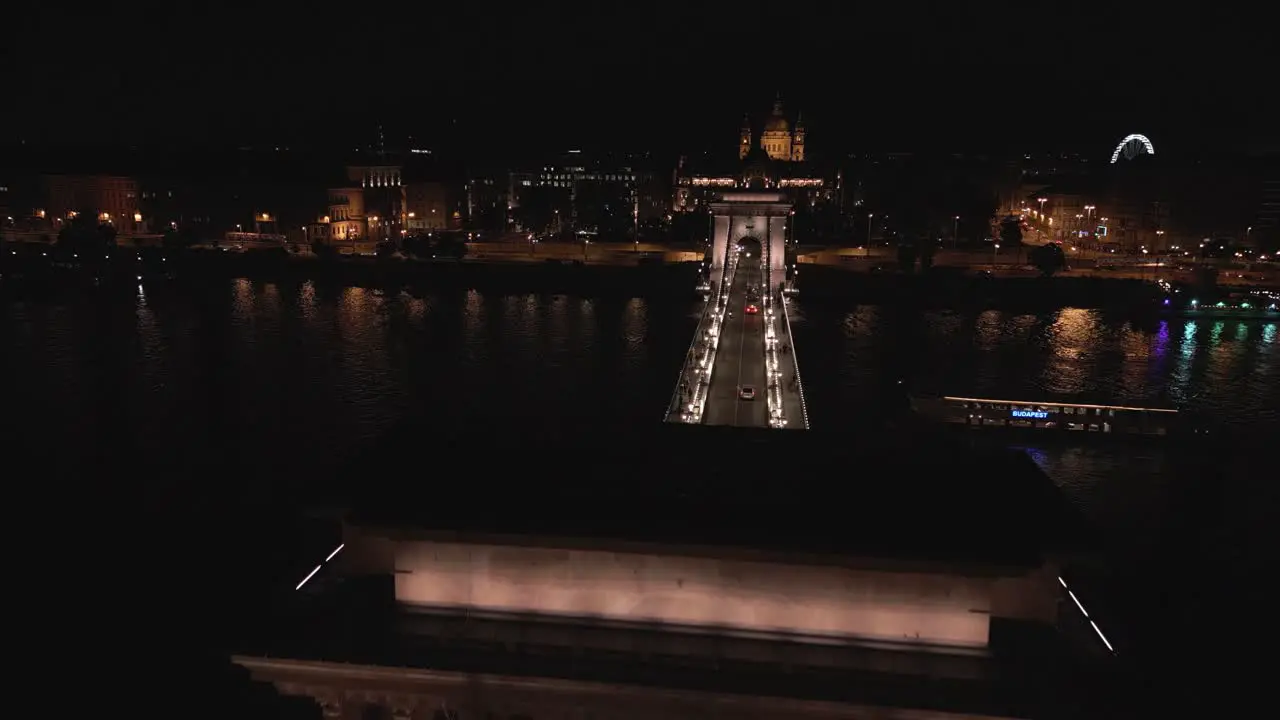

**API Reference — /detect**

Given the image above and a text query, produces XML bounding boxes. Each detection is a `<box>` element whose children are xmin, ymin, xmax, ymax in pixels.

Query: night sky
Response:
<box><xmin>5</xmin><ymin>5</ymin><xmax>1276</xmax><ymax>157</ymax></box>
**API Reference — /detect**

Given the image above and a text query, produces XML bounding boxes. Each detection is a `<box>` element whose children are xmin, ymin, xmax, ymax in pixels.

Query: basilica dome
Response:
<box><xmin>763</xmin><ymin>97</ymin><xmax>790</xmax><ymax>132</ymax></box>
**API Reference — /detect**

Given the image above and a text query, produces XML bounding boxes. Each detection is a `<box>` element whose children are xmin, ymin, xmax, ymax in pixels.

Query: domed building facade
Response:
<box><xmin>741</xmin><ymin>95</ymin><xmax>806</xmax><ymax>162</ymax></box>
<box><xmin>672</xmin><ymin>96</ymin><xmax>838</xmax><ymax>217</ymax></box>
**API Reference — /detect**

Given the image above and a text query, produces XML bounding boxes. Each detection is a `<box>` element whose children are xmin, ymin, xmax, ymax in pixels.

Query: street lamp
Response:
<box><xmin>866</xmin><ymin>213</ymin><xmax>874</xmax><ymax>256</ymax></box>
<box><xmin>952</xmin><ymin>215</ymin><xmax>960</xmax><ymax>250</ymax></box>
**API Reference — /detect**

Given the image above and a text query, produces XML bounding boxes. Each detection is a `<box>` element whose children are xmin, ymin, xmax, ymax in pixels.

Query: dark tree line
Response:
<box><xmin>55</xmin><ymin>213</ymin><xmax>117</xmax><ymax>261</ymax></box>
<box><xmin>399</xmin><ymin>233</ymin><xmax>469</xmax><ymax>260</ymax></box>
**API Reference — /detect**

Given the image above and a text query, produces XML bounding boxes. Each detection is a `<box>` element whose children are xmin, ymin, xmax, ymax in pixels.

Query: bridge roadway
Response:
<box><xmin>702</xmin><ymin>254</ymin><xmax>770</xmax><ymax>428</ymax></box>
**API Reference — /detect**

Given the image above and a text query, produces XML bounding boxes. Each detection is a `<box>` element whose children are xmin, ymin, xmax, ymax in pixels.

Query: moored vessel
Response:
<box><xmin>910</xmin><ymin>394</ymin><xmax>1195</xmax><ymax>439</ymax></box>
<box><xmin>1161</xmin><ymin>289</ymin><xmax>1280</xmax><ymax>320</ymax></box>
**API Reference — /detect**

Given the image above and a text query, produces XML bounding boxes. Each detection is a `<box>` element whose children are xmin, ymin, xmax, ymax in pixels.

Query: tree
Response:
<box><xmin>1193</xmin><ymin>265</ymin><xmax>1219</xmax><ymax>290</ymax></box>
<box><xmin>917</xmin><ymin>238</ymin><xmax>937</xmax><ymax>271</ymax></box>
<box><xmin>998</xmin><ymin>215</ymin><xmax>1025</xmax><ymax>264</ymax></box>
<box><xmin>512</xmin><ymin>185</ymin><xmax>562</xmax><ymax>233</ymax></box>
<box><xmin>433</xmin><ymin>234</ymin><xmax>468</xmax><ymax>260</ymax></box>
<box><xmin>401</xmin><ymin>234</ymin><xmax>429</xmax><ymax>259</ymax></box>
<box><xmin>56</xmin><ymin>214</ymin><xmax>117</xmax><ymax>261</ymax></box>
<box><xmin>998</xmin><ymin>215</ymin><xmax>1022</xmax><ymax>247</ymax></box>
<box><xmin>161</xmin><ymin>226</ymin><xmax>194</xmax><ymax>251</ymax></box>
<box><xmin>896</xmin><ymin>242</ymin><xmax>919</xmax><ymax>273</ymax></box>
<box><xmin>670</xmin><ymin>211</ymin><xmax>710</xmax><ymax>247</ymax></box>
<box><xmin>1029</xmin><ymin>242</ymin><xmax>1067</xmax><ymax>277</ymax></box>
<box><xmin>311</xmin><ymin>240</ymin><xmax>337</xmax><ymax>260</ymax></box>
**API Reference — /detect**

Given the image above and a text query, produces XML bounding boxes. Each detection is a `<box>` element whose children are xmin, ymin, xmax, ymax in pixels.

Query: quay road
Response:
<box><xmin>703</xmin><ymin>253</ymin><xmax>770</xmax><ymax>428</ymax></box>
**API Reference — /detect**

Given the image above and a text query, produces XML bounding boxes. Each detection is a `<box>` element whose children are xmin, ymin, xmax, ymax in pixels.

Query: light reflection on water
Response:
<box><xmin>623</xmin><ymin>298</ymin><xmax>649</xmax><ymax>354</ymax></box>
<box><xmin>6</xmin><ymin>287</ymin><xmax>1278</xmax><ymax>531</ymax></box>
<box><xmin>1040</xmin><ymin>308</ymin><xmax>1092</xmax><ymax>395</ymax></box>
<box><xmin>1</xmin><ymin>282</ymin><xmax>699</xmax><ymax>478</ymax></box>
<box><xmin>7</xmin><ymin>289</ymin><xmax>1277</xmax><ymax>475</ymax></box>
<box><xmin>787</xmin><ymin>302</ymin><xmax>1278</xmax><ymax>656</ymax></box>
<box><xmin>790</xmin><ymin>302</ymin><xmax>1280</xmax><ymax>547</ymax></box>
<box><xmin>4</xmin><ymin>286</ymin><xmax>1273</xmax><ymax>659</ymax></box>
<box><xmin>796</xmin><ymin>304</ymin><xmax>1280</xmax><ymax>429</ymax></box>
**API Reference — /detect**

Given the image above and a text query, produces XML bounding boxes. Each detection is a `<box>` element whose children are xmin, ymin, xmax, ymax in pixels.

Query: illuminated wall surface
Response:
<box><xmin>710</xmin><ymin>202</ymin><xmax>789</xmax><ymax>275</ymax></box>
<box><xmin>393</xmin><ymin>540</ymin><xmax>1005</xmax><ymax>648</ymax></box>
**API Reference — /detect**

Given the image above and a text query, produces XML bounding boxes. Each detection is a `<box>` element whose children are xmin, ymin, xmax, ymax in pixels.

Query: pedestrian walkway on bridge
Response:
<box><xmin>664</xmin><ymin>259</ymin><xmax>737</xmax><ymax>424</ymax></box>
<box><xmin>767</xmin><ymin>289</ymin><xmax>809</xmax><ymax>429</ymax></box>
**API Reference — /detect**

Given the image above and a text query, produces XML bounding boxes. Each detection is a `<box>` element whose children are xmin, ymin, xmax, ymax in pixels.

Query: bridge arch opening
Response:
<box><xmin>708</xmin><ymin>198</ymin><xmax>790</xmax><ymax>291</ymax></box>
<box><xmin>736</xmin><ymin>236</ymin><xmax>763</xmax><ymax>258</ymax></box>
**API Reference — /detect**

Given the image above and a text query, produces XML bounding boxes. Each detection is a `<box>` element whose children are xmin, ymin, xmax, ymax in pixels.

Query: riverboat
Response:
<box><xmin>910</xmin><ymin>394</ymin><xmax>1190</xmax><ymax>439</ymax></box>
<box><xmin>1162</xmin><ymin>290</ymin><xmax>1280</xmax><ymax>320</ymax></box>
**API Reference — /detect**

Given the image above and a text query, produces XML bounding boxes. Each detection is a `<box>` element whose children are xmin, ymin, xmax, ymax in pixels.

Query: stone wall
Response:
<box><xmin>392</xmin><ymin>539</ymin><xmax>998</xmax><ymax>648</ymax></box>
<box><xmin>236</xmin><ymin>656</ymin><xmax>1016</xmax><ymax>720</ymax></box>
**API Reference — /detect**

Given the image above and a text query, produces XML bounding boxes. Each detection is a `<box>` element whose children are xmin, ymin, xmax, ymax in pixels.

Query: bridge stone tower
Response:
<box><xmin>708</xmin><ymin>192</ymin><xmax>791</xmax><ymax>289</ymax></box>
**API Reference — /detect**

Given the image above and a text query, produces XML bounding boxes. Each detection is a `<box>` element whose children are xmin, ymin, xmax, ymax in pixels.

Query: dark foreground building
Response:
<box><xmin>233</xmin><ymin>423</ymin><xmax>1118</xmax><ymax>719</ymax></box>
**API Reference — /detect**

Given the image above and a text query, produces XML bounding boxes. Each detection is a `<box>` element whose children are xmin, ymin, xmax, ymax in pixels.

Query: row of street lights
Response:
<box><xmin>863</xmin><ymin>212</ymin><xmax>964</xmax><ymax>249</ymax></box>
<box><xmin>675</xmin><ymin>256</ymin><xmax>737</xmax><ymax>424</ymax></box>
<box><xmin>761</xmin><ymin>239</ymin><xmax>786</xmax><ymax>428</ymax></box>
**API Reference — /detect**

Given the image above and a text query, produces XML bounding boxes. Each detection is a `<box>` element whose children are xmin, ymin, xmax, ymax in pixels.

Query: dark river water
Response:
<box><xmin>3</xmin><ymin>277</ymin><xmax>1274</xmax><ymax>660</ymax></box>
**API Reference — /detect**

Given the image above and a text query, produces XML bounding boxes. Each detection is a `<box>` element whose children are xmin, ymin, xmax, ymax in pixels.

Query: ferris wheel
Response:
<box><xmin>1110</xmin><ymin>133</ymin><xmax>1156</xmax><ymax>163</ymax></box>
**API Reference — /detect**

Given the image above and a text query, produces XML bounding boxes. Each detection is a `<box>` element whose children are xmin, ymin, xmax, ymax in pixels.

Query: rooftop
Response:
<box><xmin>679</xmin><ymin>155</ymin><xmax>828</xmax><ymax>180</ymax></box>
<box><xmin>235</xmin><ymin>611</ymin><xmax>1108</xmax><ymax>720</ymax></box>
<box><xmin>259</xmin><ymin>422</ymin><xmax>1107</xmax><ymax>718</ymax></box>
<box><xmin>341</xmin><ymin>422</ymin><xmax>1083</xmax><ymax>569</ymax></box>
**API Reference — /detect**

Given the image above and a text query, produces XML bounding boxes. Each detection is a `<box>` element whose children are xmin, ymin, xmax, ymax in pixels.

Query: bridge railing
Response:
<box><xmin>760</xmin><ymin>237</ymin><xmax>784</xmax><ymax>428</ymax></box>
<box><xmin>763</xmin><ymin>291</ymin><xmax>786</xmax><ymax>428</ymax></box>
<box><xmin>664</xmin><ymin>257</ymin><xmax>736</xmax><ymax>424</ymax></box>
<box><xmin>778</xmin><ymin>290</ymin><xmax>811</xmax><ymax>429</ymax></box>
